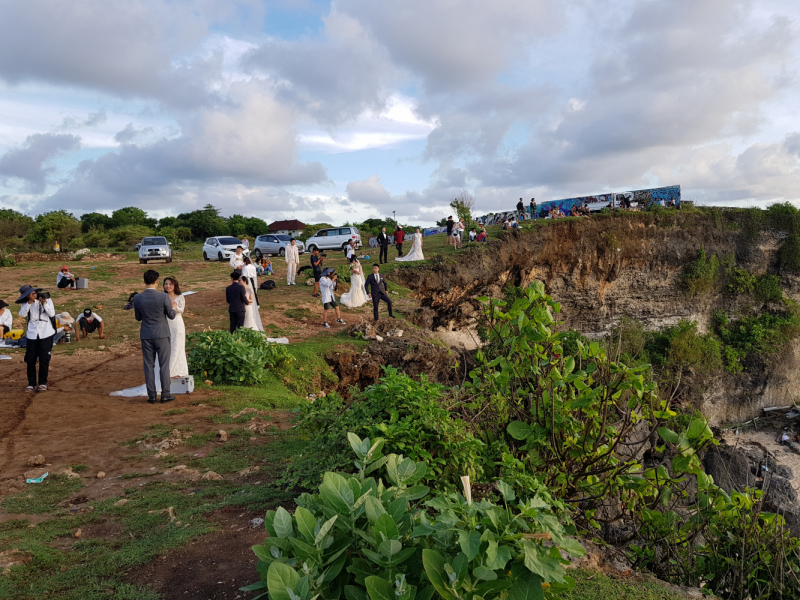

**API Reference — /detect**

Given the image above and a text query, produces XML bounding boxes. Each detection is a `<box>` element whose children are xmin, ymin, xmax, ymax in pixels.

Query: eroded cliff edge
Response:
<box><xmin>392</xmin><ymin>210</ymin><xmax>800</xmax><ymax>424</ymax></box>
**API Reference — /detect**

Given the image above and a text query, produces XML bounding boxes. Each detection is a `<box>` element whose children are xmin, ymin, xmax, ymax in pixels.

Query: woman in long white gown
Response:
<box><xmin>340</xmin><ymin>259</ymin><xmax>369</xmax><ymax>307</ymax></box>
<box><xmin>242</xmin><ymin>257</ymin><xmax>264</xmax><ymax>331</ymax></box>
<box><xmin>163</xmin><ymin>277</ymin><xmax>189</xmax><ymax>377</ymax></box>
<box><xmin>395</xmin><ymin>228</ymin><xmax>424</xmax><ymax>262</ymax></box>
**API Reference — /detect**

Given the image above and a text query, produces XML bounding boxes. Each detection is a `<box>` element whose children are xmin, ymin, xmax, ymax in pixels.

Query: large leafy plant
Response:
<box><xmin>245</xmin><ymin>433</ymin><xmax>583</xmax><ymax>600</ymax></box>
<box><xmin>187</xmin><ymin>328</ymin><xmax>292</xmax><ymax>385</ymax></box>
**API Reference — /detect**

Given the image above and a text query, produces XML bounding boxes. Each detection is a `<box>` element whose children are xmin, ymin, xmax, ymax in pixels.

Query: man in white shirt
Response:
<box><xmin>16</xmin><ymin>284</ymin><xmax>56</xmax><ymax>392</ymax></box>
<box><xmin>56</xmin><ymin>265</ymin><xmax>77</xmax><ymax>289</ymax></box>
<box><xmin>285</xmin><ymin>238</ymin><xmax>300</xmax><ymax>285</ymax></box>
<box><xmin>229</xmin><ymin>246</ymin><xmax>245</xmax><ymax>271</ymax></box>
<box><xmin>0</xmin><ymin>299</ymin><xmax>12</xmax><ymax>337</ymax></box>
<box><xmin>319</xmin><ymin>269</ymin><xmax>345</xmax><ymax>328</ymax></box>
<box><xmin>78</xmin><ymin>308</ymin><xmax>105</xmax><ymax>340</ymax></box>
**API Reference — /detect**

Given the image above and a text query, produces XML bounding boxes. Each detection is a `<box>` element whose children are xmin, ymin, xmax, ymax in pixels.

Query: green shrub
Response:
<box><xmin>714</xmin><ymin>310</ymin><xmax>800</xmax><ymax>359</ymax></box>
<box><xmin>645</xmin><ymin>320</ymin><xmax>722</xmax><ymax>374</ymax></box>
<box><xmin>779</xmin><ymin>234</ymin><xmax>800</xmax><ymax>273</ymax></box>
<box><xmin>285</xmin><ymin>367</ymin><xmax>486</xmax><ymax>489</ymax></box>
<box><xmin>108</xmin><ymin>224</ymin><xmax>153</xmax><ymax>248</ymax></box>
<box><xmin>680</xmin><ymin>248</ymin><xmax>719</xmax><ymax>295</ymax></box>
<box><xmin>753</xmin><ymin>274</ymin><xmax>783</xmax><ymax>302</ymax></box>
<box><xmin>246</xmin><ymin>433</ymin><xmax>583</xmax><ymax>600</ymax></box>
<box><xmin>67</xmin><ymin>236</ymin><xmax>86</xmax><ymax>250</ymax></box>
<box><xmin>725</xmin><ymin>266</ymin><xmax>755</xmax><ymax>295</ymax></box>
<box><xmin>187</xmin><ymin>329</ymin><xmax>292</xmax><ymax>385</ymax></box>
<box><xmin>83</xmin><ymin>229</ymin><xmax>110</xmax><ymax>248</ymax></box>
<box><xmin>336</xmin><ymin>263</ymin><xmax>352</xmax><ymax>283</ymax></box>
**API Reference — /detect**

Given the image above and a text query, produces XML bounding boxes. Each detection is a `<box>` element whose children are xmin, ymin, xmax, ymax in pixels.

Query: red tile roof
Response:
<box><xmin>269</xmin><ymin>219</ymin><xmax>306</xmax><ymax>231</ymax></box>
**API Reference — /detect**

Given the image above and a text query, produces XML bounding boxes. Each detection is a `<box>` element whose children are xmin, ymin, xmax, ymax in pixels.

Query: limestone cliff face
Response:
<box><xmin>392</xmin><ymin>212</ymin><xmax>800</xmax><ymax>424</ymax></box>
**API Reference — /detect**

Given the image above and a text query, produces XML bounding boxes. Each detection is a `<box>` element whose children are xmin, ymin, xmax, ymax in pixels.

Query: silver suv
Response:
<box><xmin>305</xmin><ymin>227</ymin><xmax>362</xmax><ymax>253</ymax></box>
<box><xmin>253</xmin><ymin>234</ymin><xmax>305</xmax><ymax>259</ymax></box>
<box><xmin>138</xmin><ymin>236</ymin><xmax>172</xmax><ymax>264</ymax></box>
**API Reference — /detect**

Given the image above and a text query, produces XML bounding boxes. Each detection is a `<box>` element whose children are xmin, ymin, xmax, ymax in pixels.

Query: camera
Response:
<box><xmin>34</xmin><ymin>289</ymin><xmax>50</xmax><ymax>300</ymax></box>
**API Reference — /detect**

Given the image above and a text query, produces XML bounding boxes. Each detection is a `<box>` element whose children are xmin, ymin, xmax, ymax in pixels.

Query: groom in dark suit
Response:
<box><xmin>364</xmin><ymin>264</ymin><xmax>394</xmax><ymax>322</ymax></box>
<box><xmin>133</xmin><ymin>269</ymin><xmax>176</xmax><ymax>404</ymax></box>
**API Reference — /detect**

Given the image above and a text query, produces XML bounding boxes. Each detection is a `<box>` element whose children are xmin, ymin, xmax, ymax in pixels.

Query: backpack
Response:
<box><xmin>260</xmin><ymin>280</ymin><xmax>276</xmax><ymax>290</ymax></box>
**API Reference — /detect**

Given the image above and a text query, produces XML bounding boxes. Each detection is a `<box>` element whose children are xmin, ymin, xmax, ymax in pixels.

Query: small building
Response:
<box><xmin>268</xmin><ymin>219</ymin><xmax>306</xmax><ymax>237</ymax></box>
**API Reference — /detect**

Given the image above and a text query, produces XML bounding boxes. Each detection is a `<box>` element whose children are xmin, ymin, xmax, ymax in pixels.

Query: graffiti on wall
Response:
<box><xmin>476</xmin><ymin>185</ymin><xmax>681</xmax><ymax>225</ymax></box>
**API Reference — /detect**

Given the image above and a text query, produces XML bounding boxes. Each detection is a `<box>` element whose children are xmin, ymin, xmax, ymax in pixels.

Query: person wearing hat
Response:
<box><xmin>56</xmin><ymin>265</ymin><xmax>77</xmax><ymax>289</ymax></box>
<box><xmin>78</xmin><ymin>308</ymin><xmax>104</xmax><ymax>340</ymax></box>
<box><xmin>319</xmin><ymin>268</ymin><xmax>345</xmax><ymax>328</ymax></box>
<box><xmin>0</xmin><ymin>299</ymin><xmax>12</xmax><ymax>337</ymax></box>
<box><xmin>53</xmin><ymin>311</ymin><xmax>74</xmax><ymax>344</ymax></box>
<box><xmin>17</xmin><ymin>284</ymin><xmax>56</xmax><ymax>392</ymax></box>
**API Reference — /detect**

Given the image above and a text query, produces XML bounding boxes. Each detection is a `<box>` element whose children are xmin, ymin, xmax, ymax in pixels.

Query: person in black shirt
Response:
<box><xmin>377</xmin><ymin>227</ymin><xmax>390</xmax><ymax>264</ymax></box>
<box><xmin>445</xmin><ymin>216</ymin><xmax>454</xmax><ymax>247</ymax></box>
<box><xmin>529</xmin><ymin>198</ymin><xmax>536</xmax><ymax>220</ymax></box>
<box><xmin>310</xmin><ymin>248</ymin><xmax>323</xmax><ymax>297</ymax></box>
<box><xmin>516</xmin><ymin>198</ymin><xmax>524</xmax><ymax>220</ymax></box>
<box><xmin>225</xmin><ymin>271</ymin><xmax>250</xmax><ymax>333</ymax></box>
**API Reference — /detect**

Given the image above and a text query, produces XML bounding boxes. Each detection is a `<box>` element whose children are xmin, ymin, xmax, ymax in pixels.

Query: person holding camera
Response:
<box><xmin>16</xmin><ymin>284</ymin><xmax>56</xmax><ymax>392</ymax></box>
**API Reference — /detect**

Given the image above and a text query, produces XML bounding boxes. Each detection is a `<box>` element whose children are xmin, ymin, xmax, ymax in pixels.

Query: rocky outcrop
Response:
<box><xmin>390</xmin><ymin>212</ymin><xmax>800</xmax><ymax>424</ymax></box>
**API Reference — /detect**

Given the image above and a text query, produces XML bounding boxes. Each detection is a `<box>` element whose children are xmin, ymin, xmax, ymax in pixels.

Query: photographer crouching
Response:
<box><xmin>16</xmin><ymin>284</ymin><xmax>56</xmax><ymax>393</ymax></box>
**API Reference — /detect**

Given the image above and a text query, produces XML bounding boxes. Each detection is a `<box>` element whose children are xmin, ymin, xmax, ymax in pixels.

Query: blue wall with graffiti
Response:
<box><xmin>476</xmin><ymin>185</ymin><xmax>681</xmax><ymax>225</ymax></box>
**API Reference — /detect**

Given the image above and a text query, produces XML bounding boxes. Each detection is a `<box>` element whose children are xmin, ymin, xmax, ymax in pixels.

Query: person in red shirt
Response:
<box><xmin>476</xmin><ymin>229</ymin><xmax>488</xmax><ymax>242</ymax></box>
<box><xmin>394</xmin><ymin>226</ymin><xmax>406</xmax><ymax>257</ymax></box>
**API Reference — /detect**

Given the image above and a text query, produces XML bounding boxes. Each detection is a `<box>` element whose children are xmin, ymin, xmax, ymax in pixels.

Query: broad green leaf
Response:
<box><xmin>451</xmin><ymin>553</ymin><xmax>468</xmax><ymax>585</ymax></box>
<box><xmin>345</xmin><ymin>585</ymin><xmax>368</xmax><ymax>600</ymax></box>
<box><xmin>294</xmin><ymin>506</ymin><xmax>316</xmax><ymax>543</ymax></box>
<box><xmin>559</xmin><ymin>538</ymin><xmax>586</xmax><ymax>557</ymax></box>
<box><xmin>387</xmin><ymin>497</ymin><xmax>407</xmax><ymax>524</ymax></box>
<box><xmin>496</xmin><ymin>480</ymin><xmax>516</xmax><ymax>502</ymax></box>
<box><xmin>315</xmin><ymin>515</ymin><xmax>338</xmax><ymax>545</ymax></box>
<box><xmin>375</xmin><ymin>513</ymin><xmax>400</xmax><ymax>541</ymax></box>
<box><xmin>508</xmin><ymin>567</ymin><xmax>544</xmax><ymax>600</ymax></box>
<box><xmin>378</xmin><ymin>539</ymin><xmax>402</xmax><ymax>558</ymax></box>
<box><xmin>687</xmin><ymin>418</ymin><xmax>710</xmax><ymax>440</ymax></box>
<box><xmin>273</xmin><ymin>507</ymin><xmax>294</xmax><ymax>539</ymax></box>
<box><xmin>472</xmin><ymin>565</ymin><xmax>498</xmax><ymax>581</ymax></box>
<box><xmin>364</xmin><ymin>495</ymin><xmax>386</xmax><ymax>523</ymax></box>
<box><xmin>347</xmin><ymin>432</ymin><xmax>365</xmax><ymax>456</ymax></box>
<box><xmin>422</xmin><ymin>549</ymin><xmax>458</xmax><ymax>600</ymax></box>
<box><xmin>288</xmin><ymin>537</ymin><xmax>319</xmax><ymax>562</ymax></box>
<box><xmin>264</xmin><ymin>510</ymin><xmax>277</xmax><ymax>537</ymax></box>
<box><xmin>458</xmin><ymin>530</ymin><xmax>482</xmax><ymax>562</ymax></box>
<box><xmin>522</xmin><ymin>542</ymin><xmax>566</xmax><ymax>584</ymax></box>
<box><xmin>252</xmin><ymin>544</ymin><xmax>273</xmax><ymax>562</ymax></box>
<box><xmin>658</xmin><ymin>427</ymin><xmax>680</xmax><ymax>445</ymax></box>
<box><xmin>365</xmin><ymin>576</ymin><xmax>394</xmax><ymax>600</ymax></box>
<box><xmin>476</xmin><ymin>579</ymin><xmax>513</xmax><ymax>596</ymax></box>
<box><xmin>266</xmin><ymin>561</ymin><xmax>300</xmax><ymax>600</ymax></box>
<box><xmin>399</xmin><ymin>485</ymin><xmax>429</xmax><ymax>501</ymax></box>
<box><xmin>507</xmin><ymin>421</ymin><xmax>532</xmax><ymax>441</ymax></box>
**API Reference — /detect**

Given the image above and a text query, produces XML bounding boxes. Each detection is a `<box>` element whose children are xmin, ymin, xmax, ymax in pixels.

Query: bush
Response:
<box><xmin>285</xmin><ymin>367</ymin><xmax>485</xmax><ymax>489</ymax></box>
<box><xmin>779</xmin><ymin>234</ymin><xmax>800</xmax><ymax>273</ymax></box>
<box><xmin>645</xmin><ymin>320</ymin><xmax>723</xmax><ymax>374</ymax></box>
<box><xmin>67</xmin><ymin>236</ymin><xmax>86</xmax><ymax>250</ymax></box>
<box><xmin>246</xmin><ymin>433</ymin><xmax>583</xmax><ymax>600</ymax></box>
<box><xmin>714</xmin><ymin>310</ymin><xmax>800</xmax><ymax>359</ymax></box>
<box><xmin>187</xmin><ymin>329</ymin><xmax>292</xmax><ymax>385</ymax></box>
<box><xmin>108</xmin><ymin>225</ymin><xmax>153</xmax><ymax>248</ymax></box>
<box><xmin>724</xmin><ymin>266</ymin><xmax>755</xmax><ymax>295</ymax></box>
<box><xmin>83</xmin><ymin>229</ymin><xmax>110</xmax><ymax>248</ymax></box>
<box><xmin>753</xmin><ymin>274</ymin><xmax>783</xmax><ymax>302</ymax></box>
<box><xmin>680</xmin><ymin>248</ymin><xmax>719</xmax><ymax>295</ymax></box>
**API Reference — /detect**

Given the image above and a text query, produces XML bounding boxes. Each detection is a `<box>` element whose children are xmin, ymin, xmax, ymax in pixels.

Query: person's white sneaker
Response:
<box><xmin>323</xmin><ymin>322</ymin><xmax>330</xmax><ymax>328</ymax></box>
<box><xmin>337</xmin><ymin>319</ymin><xmax>346</xmax><ymax>325</ymax></box>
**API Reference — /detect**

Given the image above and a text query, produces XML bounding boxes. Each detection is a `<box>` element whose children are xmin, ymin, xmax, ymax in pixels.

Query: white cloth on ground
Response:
<box><xmin>395</xmin><ymin>233</ymin><xmax>424</xmax><ymax>262</ymax></box>
<box><xmin>168</xmin><ymin>294</ymin><xmax>189</xmax><ymax>377</ymax></box>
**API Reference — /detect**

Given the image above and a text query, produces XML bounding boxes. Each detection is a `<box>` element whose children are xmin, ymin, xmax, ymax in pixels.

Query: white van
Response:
<box><xmin>305</xmin><ymin>227</ymin><xmax>362</xmax><ymax>253</ymax></box>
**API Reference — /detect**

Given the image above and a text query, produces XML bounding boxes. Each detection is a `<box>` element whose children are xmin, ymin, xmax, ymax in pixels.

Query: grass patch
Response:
<box><xmin>70</xmin><ymin>464</ymin><xmax>88</xmax><ymax>473</ymax></box>
<box><xmin>184</xmin><ymin>431</ymin><xmax>217</xmax><ymax>448</ymax></box>
<box><xmin>284</xmin><ymin>307</ymin><xmax>314</xmax><ymax>320</ymax></box>
<box><xmin>163</xmin><ymin>408</ymin><xmax>187</xmax><ymax>416</ymax></box>
<box><xmin>568</xmin><ymin>569</ymin><xmax>686</xmax><ymax>600</ymax></box>
<box><xmin>1</xmin><ymin>475</ymin><xmax>84</xmax><ymax>514</ymax></box>
<box><xmin>0</xmin><ymin>432</ymin><xmax>308</xmax><ymax>600</ymax></box>
<box><xmin>118</xmin><ymin>472</ymin><xmax>159</xmax><ymax>480</ymax></box>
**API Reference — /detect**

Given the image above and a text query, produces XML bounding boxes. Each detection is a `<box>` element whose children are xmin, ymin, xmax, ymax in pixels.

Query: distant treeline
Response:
<box><xmin>0</xmin><ymin>204</ymin><xmax>422</xmax><ymax>252</ymax></box>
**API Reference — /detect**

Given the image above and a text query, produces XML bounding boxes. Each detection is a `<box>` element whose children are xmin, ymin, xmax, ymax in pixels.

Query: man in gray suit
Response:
<box><xmin>133</xmin><ymin>269</ymin><xmax>176</xmax><ymax>404</ymax></box>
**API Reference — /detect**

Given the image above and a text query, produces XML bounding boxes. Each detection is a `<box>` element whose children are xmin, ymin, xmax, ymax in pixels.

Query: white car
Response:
<box><xmin>253</xmin><ymin>234</ymin><xmax>305</xmax><ymax>259</ymax></box>
<box><xmin>138</xmin><ymin>236</ymin><xmax>172</xmax><ymax>264</ymax></box>
<box><xmin>202</xmin><ymin>236</ymin><xmax>251</xmax><ymax>261</ymax></box>
<box><xmin>304</xmin><ymin>226</ymin><xmax>362</xmax><ymax>253</ymax></box>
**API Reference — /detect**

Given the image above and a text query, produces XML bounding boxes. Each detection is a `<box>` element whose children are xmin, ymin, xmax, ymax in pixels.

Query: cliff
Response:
<box><xmin>392</xmin><ymin>210</ymin><xmax>800</xmax><ymax>425</ymax></box>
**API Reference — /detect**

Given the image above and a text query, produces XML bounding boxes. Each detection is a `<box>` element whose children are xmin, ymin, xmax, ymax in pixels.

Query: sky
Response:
<box><xmin>0</xmin><ymin>0</ymin><xmax>799</xmax><ymax>226</ymax></box>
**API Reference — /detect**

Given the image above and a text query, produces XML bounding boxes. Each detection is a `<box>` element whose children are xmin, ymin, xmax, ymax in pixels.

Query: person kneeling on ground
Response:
<box><xmin>257</xmin><ymin>256</ymin><xmax>273</xmax><ymax>276</ymax></box>
<box><xmin>78</xmin><ymin>308</ymin><xmax>104</xmax><ymax>339</ymax></box>
<box><xmin>476</xmin><ymin>229</ymin><xmax>488</xmax><ymax>242</ymax></box>
<box><xmin>54</xmin><ymin>312</ymin><xmax>75</xmax><ymax>344</ymax></box>
<box><xmin>320</xmin><ymin>268</ymin><xmax>345</xmax><ymax>329</ymax></box>
<box><xmin>56</xmin><ymin>265</ymin><xmax>77</xmax><ymax>289</ymax></box>
<box><xmin>0</xmin><ymin>299</ymin><xmax>12</xmax><ymax>337</ymax></box>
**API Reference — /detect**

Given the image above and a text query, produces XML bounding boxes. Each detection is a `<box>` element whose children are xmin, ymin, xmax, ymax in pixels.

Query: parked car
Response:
<box><xmin>133</xmin><ymin>242</ymin><xmax>141</xmax><ymax>251</ymax></box>
<box><xmin>138</xmin><ymin>236</ymin><xmax>172</xmax><ymax>264</ymax></box>
<box><xmin>252</xmin><ymin>234</ymin><xmax>305</xmax><ymax>259</ymax></box>
<box><xmin>304</xmin><ymin>227</ymin><xmax>362</xmax><ymax>253</ymax></box>
<box><xmin>202</xmin><ymin>236</ymin><xmax>251</xmax><ymax>261</ymax></box>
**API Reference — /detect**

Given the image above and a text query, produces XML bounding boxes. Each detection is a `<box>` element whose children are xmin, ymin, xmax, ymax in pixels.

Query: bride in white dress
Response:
<box><xmin>242</xmin><ymin>258</ymin><xmax>264</xmax><ymax>331</ymax></box>
<box><xmin>395</xmin><ymin>228</ymin><xmax>424</xmax><ymax>262</ymax></box>
<box><xmin>340</xmin><ymin>259</ymin><xmax>369</xmax><ymax>307</ymax></box>
<box><xmin>163</xmin><ymin>277</ymin><xmax>189</xmax><ymax>377</ymax></box>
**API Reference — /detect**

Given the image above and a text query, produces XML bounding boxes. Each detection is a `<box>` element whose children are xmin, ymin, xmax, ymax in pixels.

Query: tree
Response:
<box><xmin>227</xmin><ymin>214</ymin><xmax>249</xmax><ymax>238</ymax></box>
<box><xmin>245</xmin><ymin>217</ymin><xmax>269</xmax><ymax>237</ymax></box>
<box><xmin>80</xmin><ymin>212</ymin><xmax>113</xmax><ymax>233</ymax></box>
<box><xmin>110</xmin><ymin>206</ymin><xmax>154</xmax><ymax>229</ymax></box>
<box><xmin>299</xmin><ymin>223</ymin><xmax>334</xmax><ymax>242</ymax></box>
<box><xmin>450</xmin><ymin>189</ymin><xmax>475</xmax><ymax>230</ymax></box>
<box><xmin>26</xmin><ymin>210</ymin><xmax>82</xmax><ymax>245</ymax></box>
<box><xmin>108</xmin><ymin>225</ymin><xmax>154</xmax><ymax>248</ymax></box>
<box><xmin>157</xmin><ymin>216</ymin><xmax>177</xmax><ymax>229</ymax></box>
<box><xmin>0</xmin><ymin>208</ymin><xmax>34</xmax><ymax>249</ymax></box>
<box><xmin>174</xmin><ymin>204</ymin><xmax>228</xmax><ymax>240</ymax></box>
